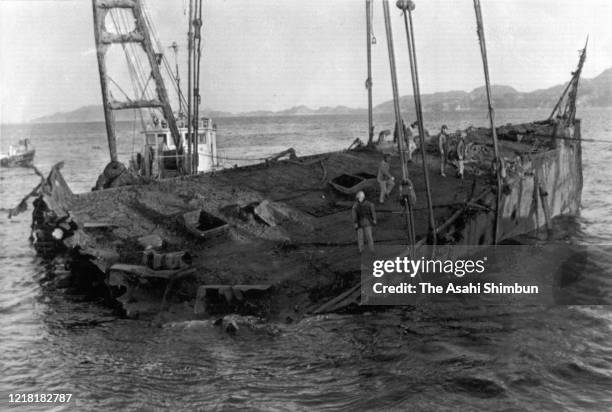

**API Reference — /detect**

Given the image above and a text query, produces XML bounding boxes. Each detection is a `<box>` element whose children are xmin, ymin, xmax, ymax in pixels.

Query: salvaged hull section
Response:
<box><xmin>448</xmin><ymin>120</ymin><xmax>582</xmax><ymax>245</ymax></box>
<box><xmin>28</xmin><ymin>119</ymin><xmax>582</xmax><ymax>320</ymax></box>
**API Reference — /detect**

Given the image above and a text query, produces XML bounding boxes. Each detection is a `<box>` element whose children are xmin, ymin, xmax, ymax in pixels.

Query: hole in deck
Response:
<box><xmin>331</xmin><ymin>174</ymin><xmax>364</xmax><ymax>188</ymax></box>
<box><xmin>197</xmin><ymin>210</ymin><xmax>227</xmax><ymax>231</ymax></box>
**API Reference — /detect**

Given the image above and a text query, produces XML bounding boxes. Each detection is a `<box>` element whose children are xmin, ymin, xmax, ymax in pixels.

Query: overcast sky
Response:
<box><xmin>1</xmin><ymin>0</ymin><xmax>611</xmax><ymax>123</ymax></box>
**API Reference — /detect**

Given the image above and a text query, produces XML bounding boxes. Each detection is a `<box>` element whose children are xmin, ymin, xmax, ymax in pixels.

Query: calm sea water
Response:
<box><xmin>1</xmin><ymin>109</ymin><xmax>611</xmax><ymax>411</ymax></box>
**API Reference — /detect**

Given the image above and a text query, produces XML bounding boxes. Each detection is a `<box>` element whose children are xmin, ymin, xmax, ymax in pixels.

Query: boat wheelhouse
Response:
<box><xmin>136</xmin><ymin>117</ymin><xmax>218</xmax><ymax>177</ymax></box>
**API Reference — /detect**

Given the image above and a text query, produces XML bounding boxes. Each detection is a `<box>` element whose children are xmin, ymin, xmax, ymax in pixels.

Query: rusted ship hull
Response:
<box><xmin>28</xmin><ymin>118</ymin><xmax>582</xmax><ymax>320</ymax></box>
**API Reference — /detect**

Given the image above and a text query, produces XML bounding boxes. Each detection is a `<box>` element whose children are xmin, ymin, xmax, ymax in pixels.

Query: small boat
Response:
<box><xmin>1</xmin><ymin>139</ymin><xmax>35</xmax><ymax>168</ymax></box>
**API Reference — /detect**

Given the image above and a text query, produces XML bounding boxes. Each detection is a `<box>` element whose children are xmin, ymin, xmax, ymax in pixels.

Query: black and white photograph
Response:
<box><xmin>1</xmin><ymin>0</ymin><xmax>611</xmax><ymax>410</ymax></box>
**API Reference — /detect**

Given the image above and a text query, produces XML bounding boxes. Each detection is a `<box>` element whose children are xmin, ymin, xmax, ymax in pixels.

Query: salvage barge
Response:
<box><xmin>25</xmin><ymin>0</ymin><xmax>586</xmax><ymax>321</ymax></box>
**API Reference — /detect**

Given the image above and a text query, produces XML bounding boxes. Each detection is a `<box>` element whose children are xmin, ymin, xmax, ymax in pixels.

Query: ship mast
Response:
<box><xmin>91</xmin><ymin>0</ymin><xmax>182</xmax><ymax>162</ymax></box>
<box><xmin>549</xmin><ymin>37</ymin><xmax>588</xmax><ymax>125</ymax></box>
<box><xmin>187</xmin><ymin>0</ymin><xmax>194</xmax><ymax>173</ymax></box>
<box><xmin>186</xmin><ymin>0</ymin><xmax>204</xmax><ymax>174</ymax></box>
<box><xmin>365</xmin><ymin>0</ymin><xmax>374</xmax><ymax>146</ymax></box>
<box><xmin>192</xmin><ymin>0</ymin><xmax>204</xmax><ymax>173</ymax></box>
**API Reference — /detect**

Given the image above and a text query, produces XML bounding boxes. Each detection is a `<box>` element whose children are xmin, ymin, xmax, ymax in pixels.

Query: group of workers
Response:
<box><xmin>377</xmin><ymin>122</ymin><xmax>468</xmax><ymax>179</ymax></box>
<box><xmin>352</xmin><ymin>123</ymin><xmax>469</xmax><ymax>253</ymax></box>
<box><xmin>438</xmin><ymin>125</ymin><xmax>468</xmax><ymax>179</ymax></box>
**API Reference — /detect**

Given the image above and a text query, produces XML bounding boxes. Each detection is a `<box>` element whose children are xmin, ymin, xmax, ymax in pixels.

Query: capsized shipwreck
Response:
<box><xmin>19</xmin><ymin>0</ymin><xmax>586</xmax><ymax>322</ymax></box>
<box><xmin>26</xmin><ymin>113</ymin><xmax>585</xmax><ymax>321</ymax></box>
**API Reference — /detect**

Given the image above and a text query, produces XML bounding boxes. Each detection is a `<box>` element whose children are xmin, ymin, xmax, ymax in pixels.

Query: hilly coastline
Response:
<box><xmin>31</xmin><ymin>68</ymin><xmax>611</xmax><ymax>124</ymax></box>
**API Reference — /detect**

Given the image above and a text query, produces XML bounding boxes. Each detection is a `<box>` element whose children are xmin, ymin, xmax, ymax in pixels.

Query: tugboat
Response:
<box><xmin>20</xmin><ymin>0</ymin><xmax>587</xmax><ymax>320</ymax></box>
<box><xmin>1</xmin><ymin>139</ymin><xmax>35</xmax><ymax>168</ymax></box>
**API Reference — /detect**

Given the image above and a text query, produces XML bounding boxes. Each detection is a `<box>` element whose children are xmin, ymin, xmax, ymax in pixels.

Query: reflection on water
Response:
<box><xmin>1</xmin><ymin>109</ymin><xmax>611</xmax><ymax>410</ymax></box>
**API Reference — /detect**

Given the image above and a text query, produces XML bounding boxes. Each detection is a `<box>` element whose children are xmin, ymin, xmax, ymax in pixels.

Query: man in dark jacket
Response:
<box><xmin>352</xmin><ymin>191</ymin><xmax>377</xmax><ymax>253</ymax></box>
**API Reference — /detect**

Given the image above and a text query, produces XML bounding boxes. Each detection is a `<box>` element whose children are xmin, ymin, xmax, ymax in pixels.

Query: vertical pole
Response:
<box><xmin>187</xmin><ymin>0</ymin><xmax>194</xmax><ymax>173</ymax></box>
<box><xmin>171</xmin><ymin>42</ymin><xmax>184</xmax><ymax>117</ymax></box>
<box><xmin>473</xmin><ymin>0</ymin><xmax>505</xmax><ymax>243</ymax></box>
<box><xmin>381</xmin><ymin>0</ymin><xmax>407</xmax><ymax>178</ymax></box>
<box><xmin>402</xmin><ymin>6</ymin><xmax>436</xmax><ymax>241</ymax></box>
<box><xmin>92</xmin><ymin>2</ymin><xmax>118</xmax><ymax>162</ymax></box>
<box><xmin>365</xmin><ymin>0</ymin><xmax>374</xmax><ymax>146</ymax></box>
<box><xmin>384</xmin><ymin>0</ymin><xmax>418</xmax><ymax>248</ymax></box>
<box><xmin>193</xmin><ymin>0</ymin><xmax>203</xmax><ymax>173</ymax></box>
<box><xmin>473</xmin><ymin>0</ymin><xmax>502</xmax><ymax>171</ymax></box>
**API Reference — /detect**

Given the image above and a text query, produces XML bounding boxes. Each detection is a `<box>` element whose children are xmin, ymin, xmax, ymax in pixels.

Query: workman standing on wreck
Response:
<box><xmin>377</xmin><ymin>153</ymin><xmax>395</xmax><ymax>203</ymax></box>
<box><xmin>405</xmin><ymin>121</ymin><xmax>419</xmax><ymax>162</ymax></box>
<box><xmin>352</xmin><ymin>191</ymin><xmax>377</xmax><ymax>253</ymax></box>
<box><xmin>438</xmin><ymin>125</ymin><xmax>450</xmax><ymax>177</ymax></box>
<box><xmin>456</xmin><ymin>130</ymin><xmax>467</xmax><ymax>179</ymax></box>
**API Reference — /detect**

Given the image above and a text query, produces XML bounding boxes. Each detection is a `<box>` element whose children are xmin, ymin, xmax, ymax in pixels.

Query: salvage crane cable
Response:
<box><xmin>382</xmin><ymin>0</ymin><xmax>417</xmax><ymax>252</ymax></box>
<box><xmin>108</xmin><ymin>5</ymin><xmax>200</xmax><ymax>177</ymax></box>
<box><xmin>109</xmin><ymin>10</ymin><xmax>151</xmax><ymax>163</ymax></box>
<box><xmin>141</xmin><ymin>0</ymin><xmax>188</xmax><ymax>111</ymax></box>
<box><xmin>109</xmin><ymin>9</ymin><xmax>163</xmax><ymax>177</ymax></box>
<box><xmin>399</xmin><ymin>0</ymin><xmax>437</xmax><ymax>246</ymax></box>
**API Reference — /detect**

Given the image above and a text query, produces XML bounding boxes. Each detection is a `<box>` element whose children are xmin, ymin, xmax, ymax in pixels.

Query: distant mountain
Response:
<box><xmin>373</xmin><ymin>68</ymin><xmax>612</xmax><ymax>113</ymax></box>
<box><xmin>273</xmin><ymin>105</ymin><xmax>366</xmax><ymax>117</ymax></box>
<box><xmin>30</xmin><ymin>104</ymin><xmax>365</xmax><ymax>123</ymax></box>
<box><xmin>31</xmin><ymin>105</ymin><xmax>136</xmax><ymax>124</ymax></box>
<box><xmin>30</xmin><ymin>68</ymin><xmax>612</xmax><ymax>124</ymax></box>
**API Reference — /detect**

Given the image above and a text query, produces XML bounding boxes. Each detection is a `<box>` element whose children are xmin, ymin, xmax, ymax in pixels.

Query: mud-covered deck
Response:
<box><xmin>29</xmin><ymin>119</ymin><xmax>581</xmax><ymax>320</ymax></box>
